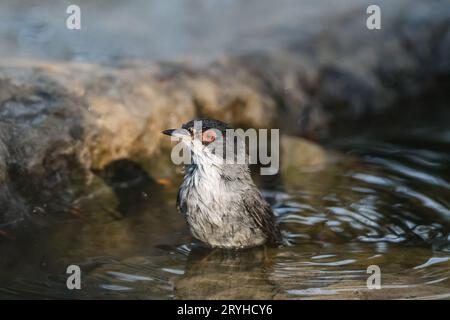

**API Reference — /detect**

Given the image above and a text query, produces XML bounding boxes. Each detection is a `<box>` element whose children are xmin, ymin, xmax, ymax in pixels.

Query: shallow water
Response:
<box><xmin>1</xmin><ymin>110</ymin><xmax>449</xmax><ymax>299</ymax></box>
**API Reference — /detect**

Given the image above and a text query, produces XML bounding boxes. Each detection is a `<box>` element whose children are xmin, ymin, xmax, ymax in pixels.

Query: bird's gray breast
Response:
<box><xmin>177</xmin><ymin>164</ymin><xmax>266</xmax><ymax>248</ymax></box>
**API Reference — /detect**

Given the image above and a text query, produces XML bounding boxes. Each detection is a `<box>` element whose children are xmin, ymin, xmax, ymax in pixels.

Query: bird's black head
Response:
<box><xmin>182</xmin><ymin>118</ymin><xmax>231</xmax><ymax>135</ymax></box>
<box><xmin>163</xmin><ymin>118</ymin><xmax>251</xmax><ymax>164</ymax></box>
<box><xmin>162</xmin><ymin>118</ymin><xmax>231</xmax><ymax>144</ymax></box>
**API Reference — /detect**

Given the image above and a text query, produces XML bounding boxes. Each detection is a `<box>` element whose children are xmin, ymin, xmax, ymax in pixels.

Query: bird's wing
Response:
<box><xmin>241</xmin><ymin>190</ymin><xmax>282</xmax><ymax>246</ymax></box>
<box><xmin>176</xmin><ymin>188</ymin><xmax>185</xmax><ymax>215</ymax></box>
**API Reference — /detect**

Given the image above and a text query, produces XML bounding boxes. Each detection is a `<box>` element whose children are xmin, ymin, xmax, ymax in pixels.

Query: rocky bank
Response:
<box><xmin>0</xmin><ymin>0</ymin><xmax>449</xmax><ymax>225</ymax></box>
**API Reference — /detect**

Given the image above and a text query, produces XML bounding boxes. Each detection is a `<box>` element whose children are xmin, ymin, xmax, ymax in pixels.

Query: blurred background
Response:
<box><xmin>0</xmin><ymin>0</ymin><xmax>393</xmax><ymax>64</ymax></box>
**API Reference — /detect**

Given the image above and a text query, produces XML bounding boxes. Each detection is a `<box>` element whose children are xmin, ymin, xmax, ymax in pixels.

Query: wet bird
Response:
<box><xmin>162</xmin><ymin>118</ymin><xmax>282</xmax><ymax>249</ymax></box>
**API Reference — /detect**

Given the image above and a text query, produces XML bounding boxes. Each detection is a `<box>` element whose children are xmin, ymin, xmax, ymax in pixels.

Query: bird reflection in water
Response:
<box><xmin>174</xmin><ymin>245</ymin><xmax>284</xmax><ymax>299</ymax></box>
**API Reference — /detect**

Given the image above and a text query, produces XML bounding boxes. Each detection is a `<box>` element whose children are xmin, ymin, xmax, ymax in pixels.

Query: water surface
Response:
<box><xmin>1</xmin><ymin>109</ymin><xmax>449</xmax><ymax>299</ymax></box>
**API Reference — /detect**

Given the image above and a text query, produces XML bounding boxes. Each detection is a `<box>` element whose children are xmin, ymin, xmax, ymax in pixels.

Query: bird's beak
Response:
<box><xmin>162</xmin><ymin>129</ymin><xmax>175</xmax><ymax>136</ymax></box>
<box><xmin>162</xmin><ymin>128</ymin><xmax>191</xmax><ymax>139</ymax></box>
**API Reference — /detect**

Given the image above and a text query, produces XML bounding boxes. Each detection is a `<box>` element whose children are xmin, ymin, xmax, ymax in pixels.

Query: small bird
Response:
<box><xmin>163</xmin><ymin>118</ymin><xmax>282</xmax><ymax>249</ymax></box>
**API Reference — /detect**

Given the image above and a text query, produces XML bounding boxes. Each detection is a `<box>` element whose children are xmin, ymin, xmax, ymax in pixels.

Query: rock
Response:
<box><xmin>1</xmin><ymin>0</ymin><xmax>449</xmax><ymax>224</ymax></box>
<box><xmin>281</xmin><ymin>135</ymin><xmax>328</xmax><ymax>171</ymax></box>
<box><xmin>0</xmin><ymin>76</ymin><xmax>92</xmax><ymax>224</ymax></box>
